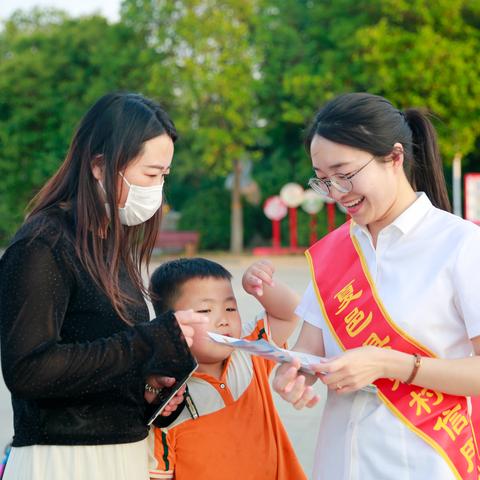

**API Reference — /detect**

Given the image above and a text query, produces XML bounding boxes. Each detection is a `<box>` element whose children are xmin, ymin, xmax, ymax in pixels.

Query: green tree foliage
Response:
<box><xmin>257</xmin><ymin>0</ymin><xmax>480</xmax><ymax>163</ymax></box>
<box><xmin>121</xmin><ymin>0</ymin><xmax>261</xmax><ymax>252</ymax></box>
<box><xmin>1</xmin><ymin>1</ymin><xmax>479</xmax><ymax>247</ymax></box>
<box><xmin>251</xmin><ymin>0</ymin><xmax>480</xmax><ymax>239</ymax></box>
<box><xmin>177</xmin><ymin>184</ymin><xmax>265</xmax><ymax>250</ymax></box>
<box><xmin>0</xmin><ymin>9</ymin><xmax>156</xmax><ymax>242</ymax></box>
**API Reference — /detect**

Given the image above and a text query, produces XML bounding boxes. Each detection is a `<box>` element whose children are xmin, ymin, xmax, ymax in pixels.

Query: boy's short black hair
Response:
<box><xmin>149</xmin><ymin>257</ymin><xmax>232</xmax><ymax>314</ymax></box>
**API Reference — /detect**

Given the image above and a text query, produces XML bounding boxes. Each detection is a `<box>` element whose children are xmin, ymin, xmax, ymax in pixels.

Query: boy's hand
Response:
<box><xmin>173</xmin><ymin>310</ymin><xmax>209</xmax><ymax>347</ymax></box>
<box><xmin>272</xmin><ymin>358</ymin><xmax>321</xmax><ymax>410</ymax></box>
<box><xmin>242</xmin><ymin>259</ymin><xmax>275</xmax><ymax>297</ymax></box>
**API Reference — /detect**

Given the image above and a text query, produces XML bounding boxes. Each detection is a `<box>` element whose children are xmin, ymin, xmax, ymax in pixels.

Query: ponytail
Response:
<box><xmin>404</xmin><ymin>109</ymin><xmax>451</xmax><ymax>212</ymax></box>
<box><xmin>306</xmin><ymin>93</ymin><xmax>452</xmax><ymax>213</ymax></box>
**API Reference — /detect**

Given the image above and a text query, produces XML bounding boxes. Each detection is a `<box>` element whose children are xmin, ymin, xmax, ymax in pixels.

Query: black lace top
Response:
<box><xmin>0</xmin><ymin>207</ymin><xmax>192</xmax><ymax>446</ymax></box>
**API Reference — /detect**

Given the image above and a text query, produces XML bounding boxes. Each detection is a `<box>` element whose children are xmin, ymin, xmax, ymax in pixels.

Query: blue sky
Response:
<box><xmin>1</xmin><ymin>0</ymin><xmax>120</xmax><ymax>22</ymax></box>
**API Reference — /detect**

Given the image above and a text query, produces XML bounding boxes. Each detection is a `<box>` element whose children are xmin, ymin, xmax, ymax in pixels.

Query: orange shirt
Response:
<box><xmin>148</xmin><ymin>316</ymin><xmax>306</xmax><ymax>480</ymax></box>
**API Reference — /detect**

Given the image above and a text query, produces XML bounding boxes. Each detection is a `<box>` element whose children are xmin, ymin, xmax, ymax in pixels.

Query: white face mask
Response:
<box><xmin>98</xmin><ymin>175</ymin><xmax>164</xmax><ymax>226</ymax></box>
<box><xmin>118</xmin><ymin>173</ymin><xmax>164</xmax><ymax>226</ymax></box>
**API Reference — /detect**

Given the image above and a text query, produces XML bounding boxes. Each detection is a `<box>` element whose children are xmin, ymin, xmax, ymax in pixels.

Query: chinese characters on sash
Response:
<box><xmin>332</xmin><ymin>277</ymin><xmax>480</xmax><ymax>478</ymax></box>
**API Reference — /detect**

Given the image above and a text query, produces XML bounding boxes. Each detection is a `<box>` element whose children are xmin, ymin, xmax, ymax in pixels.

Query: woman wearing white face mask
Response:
<box><xmin>0</xmin><ymin>92</ymin><xmax>207</xmax><ymax>480</ymax></box>
<box><xmin>97</xmin><ymin>154</ymin><xmax>166</xmax><ymax>227</ymax></box>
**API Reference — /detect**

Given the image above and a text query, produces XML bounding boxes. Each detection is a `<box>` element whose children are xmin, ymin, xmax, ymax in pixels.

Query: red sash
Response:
<box><xmin>306</xmin><ymin>221</ymin><xmax>480</xmax><ymax>480</ymax></box>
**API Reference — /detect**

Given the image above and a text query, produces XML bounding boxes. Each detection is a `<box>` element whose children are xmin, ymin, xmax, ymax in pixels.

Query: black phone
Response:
<box><xmin>146</xmin><ymin>360</ymin><xmax>198</xmax><ymax>426</ymax></box>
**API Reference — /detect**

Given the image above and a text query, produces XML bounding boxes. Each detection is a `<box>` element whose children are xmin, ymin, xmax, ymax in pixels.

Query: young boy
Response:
<box><xmin>147</xmin><ymin>258</ymin><xmax>307</xmax><ymax>480</ymax></box>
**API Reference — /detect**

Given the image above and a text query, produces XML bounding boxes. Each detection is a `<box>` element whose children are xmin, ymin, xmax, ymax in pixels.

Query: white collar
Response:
<box><xmin>352</xmin><ymin>192</ymin><xmax>433</xmax><ymax>239</ymax></box>
<box><xmin>390</xmin><ymin>192</ymin><xmax>432</xmax><ymax>235</ymax></box>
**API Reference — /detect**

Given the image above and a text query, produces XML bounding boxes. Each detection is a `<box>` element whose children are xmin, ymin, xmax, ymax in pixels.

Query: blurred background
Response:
<box><xmin>0</xmin><ymin>0</ymin><xmax>479</xmax><ymax>253</ymax></box>
<box><xmin>1</xmin><ymin>1</ymin><xmax>480</xmax><ymax>476</ymax></box>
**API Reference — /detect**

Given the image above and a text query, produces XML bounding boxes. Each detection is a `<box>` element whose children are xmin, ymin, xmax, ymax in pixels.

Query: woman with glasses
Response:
<box><xmin>273</xmin><ymin>92</ymin><xmax>480</xmax><ymax>479</ymax></box>
<box><xmin>0</xmin><ymin>92</ymin><xmax>207</xmax><ymax>480</ymax></box>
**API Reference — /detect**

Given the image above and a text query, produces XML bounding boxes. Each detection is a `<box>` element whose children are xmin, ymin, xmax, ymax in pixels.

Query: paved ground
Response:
<box><xmin>0</xmin><ymin>253</ymin><xmax>325</xmax><ymax>478</ymax></box>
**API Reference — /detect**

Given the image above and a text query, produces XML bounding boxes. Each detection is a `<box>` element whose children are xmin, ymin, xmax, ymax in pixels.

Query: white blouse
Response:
<box><xmin>296</xmin><ymin>193</ymin><xmax>480</xmax><ymax>480</ymax></box>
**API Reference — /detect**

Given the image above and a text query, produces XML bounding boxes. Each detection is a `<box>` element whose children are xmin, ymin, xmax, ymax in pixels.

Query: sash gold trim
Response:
<box><xmin>306</xmin><ymin>221</ymin><xmax>479</xmax><ymax>480</ymax></box>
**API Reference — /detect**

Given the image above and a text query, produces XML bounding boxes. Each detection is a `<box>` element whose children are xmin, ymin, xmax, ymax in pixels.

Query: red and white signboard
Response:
<box><xmin>301</xmin><ymin>189</ymin><xmax>324</xmax><ymax>215</ymax></box>
<box><xmin>280</xmin><ymin>183</ymin><xmax>304</xmax><ymax>208</ymax></box>
<box><xmin>263</xmin><ymin>196</ymin><xmax>288</xmax><ymax>221</ymax></box>
<box><xmin>465</xmin><ymin>173</ymin><xmax>480</xmax><ymax>225</ymax></box>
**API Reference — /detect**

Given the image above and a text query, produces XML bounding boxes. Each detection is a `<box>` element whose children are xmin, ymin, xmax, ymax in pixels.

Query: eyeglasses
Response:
<box><xmin>308</xmin><ymin>156</ymin><xmax>376</xmax><ymax>196</ymax></box>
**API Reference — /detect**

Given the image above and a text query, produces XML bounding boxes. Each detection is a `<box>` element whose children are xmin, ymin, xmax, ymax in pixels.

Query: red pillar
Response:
<box><xmin>309</xmin><ymin>214</ymin><xmax>317</xmax><ymax>245</ymax></box>
<box><xmin>272</xmin><ymin>220</ymin><xmax>281</xmax><ymax>249</ymax></box>
<box><xmin>327</xmin><ymin>203</ymin><xmax>335</xmax><ymax>232</ymax></box>
<box><xmin>288</xmin><ymin>207</ymin><xmax>298</xmax><ymax>249</ymax></box>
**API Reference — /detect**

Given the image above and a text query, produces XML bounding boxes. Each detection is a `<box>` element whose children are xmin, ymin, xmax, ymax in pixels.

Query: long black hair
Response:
<box><xmin>305</xmin><ymin>92</ymin><xmax>451</xmax><ymax>212</ymax></box>
<box><xmin>29</xmin><ymin>92</ymin><xmax>178</xmax><ymax>323</ymax></box>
